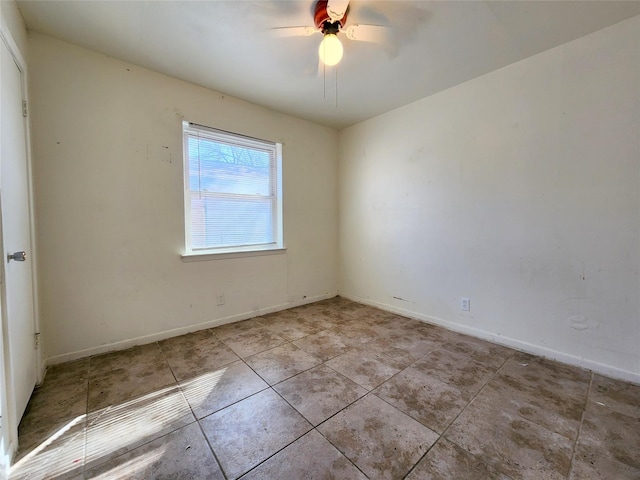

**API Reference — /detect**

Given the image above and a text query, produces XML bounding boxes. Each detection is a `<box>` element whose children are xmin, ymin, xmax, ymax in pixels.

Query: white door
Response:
<box><xmin>0</xmin><ymin>37</ymin><xmax>37</xmax><ymax>424</ymax></box>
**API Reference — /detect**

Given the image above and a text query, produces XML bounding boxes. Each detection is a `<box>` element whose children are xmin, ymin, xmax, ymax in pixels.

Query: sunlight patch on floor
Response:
<box><xmin>85</xmin><ymin>384</ymin><xmax>193</xmax><ymax>467</ymax></box>
<box><xmin>179</xmin><ymin>368</ymin><xmax>227</xmax><ymax>408</ymax></box>
<box><xmin>10</xmin><ymin>415</ymin><xmax>85</xmax><ymax>479</ymax></box>
<box><xmin>87</xmin><ymin>444</ymin><xmax>167</xmax><ymax>479</ymax></box>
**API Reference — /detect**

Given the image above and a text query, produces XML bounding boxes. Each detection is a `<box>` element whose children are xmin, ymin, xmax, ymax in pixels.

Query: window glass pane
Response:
<box><xmin>188</xmin><ymin>136</ymin><xmax>271</xmax><ymax>195</ymax></box>
<box><xmin>191</xmin><ymin>194</ymin><xmax>274</xmax><ymax>249</ymax></box>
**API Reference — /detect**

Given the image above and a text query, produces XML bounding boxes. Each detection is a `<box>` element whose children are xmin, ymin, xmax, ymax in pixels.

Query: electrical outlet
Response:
<box><xmin>460</xmin><ymin>297</ymin><xmax>470</xmax><ymax>311</ymax></box>
<box><xmin>217</xmin><ymin>293</ymin><xmax>225</xmax><ymax>306</ymax></box>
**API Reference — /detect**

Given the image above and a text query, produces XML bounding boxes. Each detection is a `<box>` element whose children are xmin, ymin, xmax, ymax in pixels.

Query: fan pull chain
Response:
<box><xmin>323</xmin><ymin>61</ymin><xmax>326</xmax><ymax>99</ymax></box>
<box><xmin>321</xmin><ymin>64</ymin><xmax>338</xmax><ymax>109</ymax></box>
<box><xmin>335</xmin><ymin>66</ymin><xmax>338</xmax><ymax>109</ymax></box>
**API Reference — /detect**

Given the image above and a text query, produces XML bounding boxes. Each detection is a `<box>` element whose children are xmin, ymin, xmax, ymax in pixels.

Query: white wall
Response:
<box><xmin>339</xmin><ymin>16</ymin><xmax>640</xmax><ymax>382</ymax></box>
<box><xmin>28</xmin><ymin>34</ymin><xmax>338</xmax><ymax>362</ymax></box>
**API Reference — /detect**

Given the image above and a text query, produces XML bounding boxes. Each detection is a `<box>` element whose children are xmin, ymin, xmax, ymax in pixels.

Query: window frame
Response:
<box><xmin>181</xmin><ymin>122</ymin><xmax>284</xmax><ymax>260</ymax></box>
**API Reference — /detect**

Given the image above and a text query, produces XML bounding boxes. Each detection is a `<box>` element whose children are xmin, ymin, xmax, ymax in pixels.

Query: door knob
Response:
<box><xmin>7</xmin><ymin>251</ymin><xmax>26</xmax><ymax>262</ymax></box>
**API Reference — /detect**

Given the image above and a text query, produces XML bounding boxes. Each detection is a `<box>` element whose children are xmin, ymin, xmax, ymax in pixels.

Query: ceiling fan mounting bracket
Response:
<box><xmin>321</xmin><ymin>21</ymin><xmax>341</xmax><ymax>36</ymax></box>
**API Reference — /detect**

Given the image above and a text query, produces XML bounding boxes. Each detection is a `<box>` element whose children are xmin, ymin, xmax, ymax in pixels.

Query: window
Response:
<box><xmin>182</xmin><ymin>122</ymin><xmax>283</xmax><ymax>257</ymax></box>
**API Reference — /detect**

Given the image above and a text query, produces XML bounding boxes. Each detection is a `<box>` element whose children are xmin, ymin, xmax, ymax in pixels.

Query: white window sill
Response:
<box><xmin>181</xmin><ymin>247</ymin><xmax>287</xmax><ymax>262</ymax></box>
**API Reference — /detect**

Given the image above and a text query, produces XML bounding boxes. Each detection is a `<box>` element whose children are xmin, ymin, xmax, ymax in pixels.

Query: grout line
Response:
<box><xmin>226</xmin><ymin>311</ymin><xmax>369</xmax><ymax>477</ymax></box>
<box><xmin>419</xmin><ymin>349</ymin><xmax>517</xmax><ymax>480</ymax></box>
<box><xmin>233</xmin><ymin>316</ymin><xmax>401</xmax><ymax>478</ymax></box>
<box><xmin>81</xmin><ymin>355</ymin><xmax>94</xmax><ymax>479</ymax></box>
<box><xmin>313</xmin><ymin>427</ymin><xmax>371</xmax><ymax>479</ymax></box>
<box><xmin>215</xmin><ymin>381</ymin><xmax>313</xmax><ymax>479</ymax></box>
<box><xmin>156</xmin><ymin>338</ymin><xmax>230</xmax><ymax>479</ymax></box>
<box><xmin>567</xmin><ymin>370</ymin><xmax>594</xmax><ymax>480</ymax></box>
<box><xmin>195</xmin><ymin>418</ymin><xmax>229</xmax><ymax>480</ymax></box>
<box><xmin>196</xmin><ymin>386</ymin><xmax>270</xmax><ymax>423</ymax></box>
<box><xmin>232</xmin><ymin>397</ymin><xmax>312</xmax><ymax>479</ymax></box>
<box><xmin>443</xmin><ymin>348</ymin><xmax>516</xmax><ymax>434</ymax></box>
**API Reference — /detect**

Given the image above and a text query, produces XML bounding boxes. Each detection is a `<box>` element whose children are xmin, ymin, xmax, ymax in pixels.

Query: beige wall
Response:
<box><xmin>29</xmin><ymin>34</ymin><xmax>338</xmax><ymax>361</ymax></box>
<box><xmin>26</xmin><ymin>15</ymin><xmax>640</xmax><ymax>382</ymax></box>
<box><xmin>339</xmin><ymin>16</ymin><xmax>640</xmax><ymax>382</ymax></box>
<box><xmin>1</xmin><ymin>0</ymin><xmax>28</xmax><ymax>60</ymax></box>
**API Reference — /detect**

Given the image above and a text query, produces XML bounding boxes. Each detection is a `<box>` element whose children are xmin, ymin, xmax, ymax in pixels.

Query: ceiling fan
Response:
<box><xmin>274</xmin><ymin>0</ymin><xmax>388</xmax><ymax>67</ymax></box>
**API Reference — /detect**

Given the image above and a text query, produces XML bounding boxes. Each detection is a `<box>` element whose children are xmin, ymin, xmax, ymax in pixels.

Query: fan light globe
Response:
<box><xmin>318</xmin><ymin>34</ymin><xmax>343</xmax><ymax>66</ymax></box>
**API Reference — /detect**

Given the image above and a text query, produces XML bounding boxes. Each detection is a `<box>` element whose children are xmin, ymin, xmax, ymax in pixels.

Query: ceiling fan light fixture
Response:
<box><xmin>318</xmin><ymin>33</ymin><xmax>343</xmax><ymax>66</ymax></box>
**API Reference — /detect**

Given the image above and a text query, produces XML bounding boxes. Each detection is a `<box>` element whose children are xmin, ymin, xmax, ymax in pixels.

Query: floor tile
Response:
<box><xmin>387</xmin><ymin>327</ymin><xmax>444</xmax><ymax>349</ymax></box>
<box><xmin>200</xmin><ymin>389</ymin><xmax>312</xmax><ymax>479</ymax></box>
<box><xmin>292</xmin><ymin>329</ymin><xmax>355</xmax><ymax>362</ymax></box>
<box><xmin>569</xmin><ymin>445</ymin><xmax>640</xmax><ymax>480</ymax></box>
<box><xmin>574</xmin><ymin>401</ymin><xmax>640</xmax><ymax>475</ymax></box>
<box><xmin>158</xmin><ymin>329</ymin><xmax>239</xmax><ymax>382</ymax></box>
<box><xmin>403</xmin><ymin>322</ymin><xmax>459</xmax><ymax>344</ymax></box>
<box><xmin>445</xmin><ymin>392</ymin><xmax>574</xmax><ymax>479</ymax></box>
<box><xmin>332</xmin><ymin>320</ymin><xmax>390</xmax><ymax>345</ymax></box>
<box><xmin>367</xmin><ymin>333</ymin><xmax>441</xmax><ymax>366</ymax></box>
<box><xmin>358</xmin><ymin>309</ymin><xmax>418</xmax><ymax>330</ymax></box>
<box><xmin>301</xmin><ymin>309</ymin><xmax>354</xmax><ymax>329</ymax></box>
<box><xmin>88</xmin><ymin>343</ymin><xmax>166</xmax><ymax>377</ymax></box>
<box><xmin>485</xmin><ymin>373</ymin><xmax>583</xmax><ymax>440</ymax></box>
<box><xmin>220</xmin><ymin>328</ymin><xmax>287</xmax><ymax>358</ymax></box>
<box><xmin>260</xmin><ymin>309</ymin><xmax>300</xmax><ymax>321</ymax></box>
<box><xmin>318</xmin><ymin>394</ymin><xmax>439</xmax><ymax>480</ymax></box>
<box><xmin>40</xmin><ymin>358</ymin><xmax>90</xmax><ymax>392</ymax></box>
<box><xmin>17</xmin><ymin>380</ymin><xmax>87</xmax><ymax>455</ymax></box>
<box><xmin>274</xmin><ymin>364</ymin><xmax>367</xmax><ymax>425</ymax></box>
<box><xmin>87</xmin><ymin>344</ymin><xmax>176</xmax><ymax>412</ymax></box>
<box><xmin>570</xmin><ymin>443</ymin><xmax>640</xmax><ymax>480</ymax></box>
<box><xmin>244</xmin><ymin>343</ymin><xmax>321</xmax><ymax>384</ymax></box>
<box><xmin>290</xmin><ymin>301</ymin><xmax>333</xmax><ymax>316</ymax></box>
<box><xmin>406</xmin><ymin>438</ymin><xmax>511</xmax><ymax>480</ymax></box>
<box><xmin>211</xmin><ymin>317</ymin><xmax>266</xmax><ymax>340</ymax></box>
<box><xmin>499</xmin><ymin>352</ymin><xmax>591</xmax><ymax>401</ymax></box>
<box><xmin>262</xmin><ymin>315</ymin><xmax>322</xmax><ymax>340</ymax></box>
<box><xmin>240</xmin><ymin>429</ymin><xmax>367</xmax><ymax>480</ymax></box>
<box><xmin>374</xmin><ymin>366</ymin><xmax>467</xmax><ymax>433</ymax></box>
<box><xmin>85</xmin><ymin>422</ymin><xmax>223</xmax><ymax>479</ymax></box>
<box><xmin>85</xmin><ymin>385</ymin><xmax>195</xmax><ymax>470</ymax></box>
<box><xmin>411</xmin><ymin>347</ymin><xmax>497</xmax><ymax>400</ymax></box>
<box><xmin>589</xmin><ymin>373</ymin><xmax>640</xmax><ymax>418</ymax></box>
<box><xmin>442</xmin><ymin>336</ymin><xmax>514</xmax><ymax>369</ymax></box>
<box><xmin>336</xmin><ymin>301</ymin><xmax>379</xmax><ymax>318</ymax></box>
<box><xmin>326</xmin><ymin>348</ymin><xmax>404</xmax><ymax>390</ymax></box>
<box><xmin>179</xmin><ymin>360</ymin><xmax>269</xmax><ymax>419</ymax></box>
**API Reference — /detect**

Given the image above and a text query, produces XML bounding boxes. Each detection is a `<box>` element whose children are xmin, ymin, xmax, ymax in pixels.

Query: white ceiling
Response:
<box><xmin>16</xmin><ymin>1</ymin><xmax>640</xmax><ymax>129</ymax></box>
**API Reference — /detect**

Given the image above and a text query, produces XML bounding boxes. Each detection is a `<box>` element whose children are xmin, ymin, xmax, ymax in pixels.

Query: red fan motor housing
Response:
<box><xmin>314</xmin><ymin>0</ymin><xmax>349</xmax><ymax>32</ymax></box>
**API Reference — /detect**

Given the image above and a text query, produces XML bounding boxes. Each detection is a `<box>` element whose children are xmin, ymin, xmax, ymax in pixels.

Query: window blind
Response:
<box><xmin>183</xmin><ymin>123</ymin><xmax>280</xmax><ymax>252</ymax></box>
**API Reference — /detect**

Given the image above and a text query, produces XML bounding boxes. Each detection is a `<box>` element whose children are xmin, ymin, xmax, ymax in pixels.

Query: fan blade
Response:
<box><xmin>327</xmin><ymin>0</ymin><xmax>350</xmax><ymax>22</ymax></box>
<box><xmin>271</xmin><ymin>26</ymin><xmax>318</xmax><ymax>38</ymax></box>
<box><xmin>344</xmin><ymin>24</ymin><xmax>389</xmax><ymax>43</ymax></box>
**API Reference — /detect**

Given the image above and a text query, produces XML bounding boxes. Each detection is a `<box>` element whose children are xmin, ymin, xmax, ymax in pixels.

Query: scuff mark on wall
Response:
<box><xmin>392</xmin><ymin>296</ymin><xmax>413</xmax><ymax>303</ymax></box>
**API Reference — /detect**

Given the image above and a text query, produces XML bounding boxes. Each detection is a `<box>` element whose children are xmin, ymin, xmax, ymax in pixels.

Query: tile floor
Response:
<box><xmin>9</xmin><ymin>297</ymin><xmax>640</xmax><ymax>479</ymax></box>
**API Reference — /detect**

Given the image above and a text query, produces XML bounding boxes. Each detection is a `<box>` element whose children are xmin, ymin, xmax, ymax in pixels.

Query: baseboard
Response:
<box><xmin>44</xmin><ymin>291</ymin><xmax>639</xmax><ymax>385</ymax></box>
<box><xmin>44</xmin><ymin>292</ymin><xmax>336</xmax><ymax>367</ymax></box>
<box><xmin>340</xmin><ymin>294</ymin><xmax>640</xmax><ymax>385</ymax></box>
